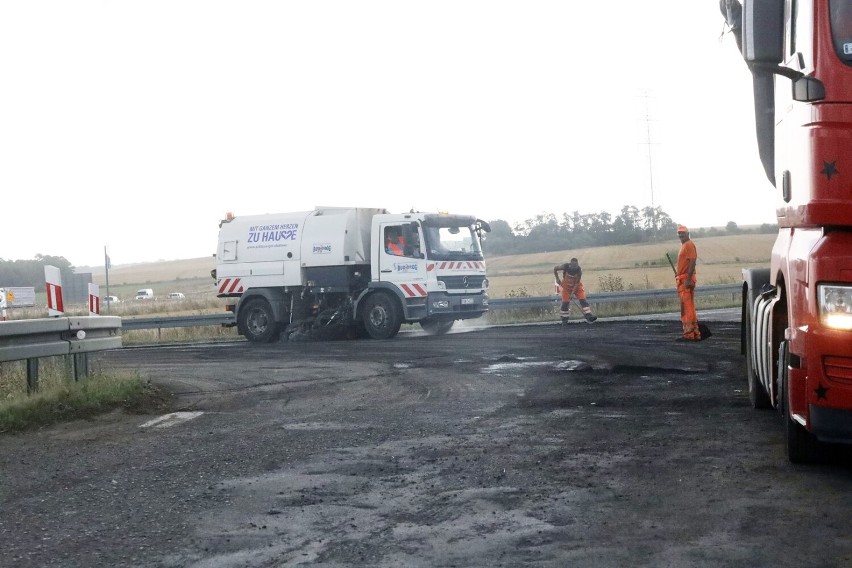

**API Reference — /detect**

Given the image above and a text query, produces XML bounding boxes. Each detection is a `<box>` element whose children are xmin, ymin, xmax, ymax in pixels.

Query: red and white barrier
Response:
<box><xmin>89</xmin><ymin>283</ymin><xmax>100</xmax><ymax>315</ymax></box>
<box><xmin>44</xmin><ymin>265</ymin><xmax>65</xmax><ymax>317</ymax></box>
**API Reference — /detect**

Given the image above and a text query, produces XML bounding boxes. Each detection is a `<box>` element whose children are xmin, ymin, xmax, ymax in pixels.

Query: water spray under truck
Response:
<box><xmin>212</xmin><ymin>207</ymin><xmax>491</xmax><ymax>341</ymax></box>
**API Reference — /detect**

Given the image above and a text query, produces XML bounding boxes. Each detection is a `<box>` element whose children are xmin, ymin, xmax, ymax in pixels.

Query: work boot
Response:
<box><xmin>584</xmin><ymin>313</ymin><xmax>597</xmax><ymax>323</ymax></box>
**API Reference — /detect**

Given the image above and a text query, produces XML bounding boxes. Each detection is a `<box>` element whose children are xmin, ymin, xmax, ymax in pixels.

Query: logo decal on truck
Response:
<box><xmin>394</xmin><ymin>263</ymin><xmax>419</xmax><ymax>273</ymax></box>
<box><xmin>246</xmin><ymin>223</ymin><xmax>299</xmax><ymax>248</ymax></box>
<box><xmin>313</xmin><ymin>243</ymin><xmax>332</xmax><ymax>254</ymax></box>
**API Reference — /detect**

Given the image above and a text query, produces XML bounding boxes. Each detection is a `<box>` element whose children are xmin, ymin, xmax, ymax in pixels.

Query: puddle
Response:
<box><xmin>553</xmin><ymin>360</ymin><xmax>593</xmax><ymax>372</ymax></box>
<box><xmin>481</xmin><ymin>360</ymin><xmax>592</xmax><ymax>375</ymax></box>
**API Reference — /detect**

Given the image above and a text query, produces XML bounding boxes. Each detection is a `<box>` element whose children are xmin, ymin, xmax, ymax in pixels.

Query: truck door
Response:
<box><xmin>379</xmin><ymin>222</ymin><xmax>427</xmax><ymax>296</ymax></box>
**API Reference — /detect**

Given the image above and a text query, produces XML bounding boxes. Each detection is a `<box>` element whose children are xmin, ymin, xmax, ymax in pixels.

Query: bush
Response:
<box><xmin>598</xmin><ymin>274</ymin><xmax>624</xmax><ymax>292</ymax></box>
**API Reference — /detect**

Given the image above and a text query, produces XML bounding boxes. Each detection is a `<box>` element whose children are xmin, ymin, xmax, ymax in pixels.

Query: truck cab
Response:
<box><xmin>725</xmin><ymin>0</ymin><xmax>852</xmax><ymax>461</ymax></box>
<box><xmin>367</xmin><ymin>213</ymin><xmax>490</xmax><ymax>336</ymax></box>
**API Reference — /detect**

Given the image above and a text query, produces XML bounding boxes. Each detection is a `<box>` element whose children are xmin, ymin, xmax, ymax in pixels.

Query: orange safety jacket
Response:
<box><xmin>386</xmin><ymin>238</ymin><xmax>405</xmax><ymax>255</ymax></box>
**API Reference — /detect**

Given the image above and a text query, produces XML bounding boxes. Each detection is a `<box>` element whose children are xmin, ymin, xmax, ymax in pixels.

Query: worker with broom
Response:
<box><xmin>553</xmin><ymin>257</ymin><xmax>597</xmax><ymax>326</ymax></box>
<box><xmin>671</xmin><ymin>224</ymin><xmax>702</xmax><ymax>341</ymax></box>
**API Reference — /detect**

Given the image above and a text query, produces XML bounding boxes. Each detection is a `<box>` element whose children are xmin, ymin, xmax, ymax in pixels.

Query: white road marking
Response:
<box><xmin>140</xmin><ymin>411</ymin><xmax>204</xmax><ymax>429</ymax></box>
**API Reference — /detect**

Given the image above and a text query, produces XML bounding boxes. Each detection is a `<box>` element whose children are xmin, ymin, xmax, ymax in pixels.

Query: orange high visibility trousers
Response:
<box><xmin>559</xmin><ymin>277</ymin><xmax>593</xmax><ymax>319</ymax></box>
<box><xmin>677</xmin><ymin>279</ymin><xmax>700</xmax><ymax>340</ymax></box>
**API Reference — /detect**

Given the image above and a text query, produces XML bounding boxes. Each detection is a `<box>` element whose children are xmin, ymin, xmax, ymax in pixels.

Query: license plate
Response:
<box><xmin>461</xmin><ymin>298</ymin><xmax>474</xmax><ymax>305</ymax></box>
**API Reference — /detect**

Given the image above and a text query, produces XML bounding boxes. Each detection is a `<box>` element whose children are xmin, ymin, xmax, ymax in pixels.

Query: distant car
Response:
<box><xmin>167</xmin><ymin>292</ymin><xmax>185</xmax><ymax>300</ymax></box>
<box><xmin>135</xmin><ymin>288</ymin><xmax>155</xmax><ymax>300</ymax></box>
<box><xmin>103</xmin><ymin>295</ymin><xmax>120</xmax><ymax>304</ymax></box>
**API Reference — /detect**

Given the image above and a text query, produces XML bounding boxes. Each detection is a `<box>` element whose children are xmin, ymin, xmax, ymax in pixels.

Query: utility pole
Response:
<box><xmin>638</xmin><ymin>90</ymin><xmax>659</xmax><ymax>237</ymax></box>
<box><xmin>104</xmin><ymin>245</ymin><xmax>111</xmax><ymax>314</ymax></box>
<box><xmin>639</xmin><ymin>89</ymin><xmax>655</xmax><ymax>209</ymax></box>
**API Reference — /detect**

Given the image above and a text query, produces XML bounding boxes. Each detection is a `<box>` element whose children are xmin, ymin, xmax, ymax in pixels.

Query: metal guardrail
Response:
<box><xmin>0</xmin><ymin>316</ymin><xmax>122</xmax><ymax>391</ymax></box>
<box><xmin>0</xmin><ymin>285</ymin><xmax>741</xmax><ymax>394</ymax></box>
<box><xmin>488</xmin><ymin>283</ymin><xmax>741</xmax><ymax>309</ymax></box>
<box><xmin>120</xmin><ymin>313</ymin><xmax>235</xmax><ymax>331</ymax></box>
<box><xmin>118</xmin><ymin>283</ymin><xmax>742</xmax><ymax>331</ymax></box>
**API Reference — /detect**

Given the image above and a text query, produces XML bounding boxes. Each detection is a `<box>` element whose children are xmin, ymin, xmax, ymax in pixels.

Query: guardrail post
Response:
<box><xmin>26</xmin><ymin>358</ymin><xmax>39</xmax><ymax>394</ymax></box>
<box><xmin>73</xmin><ymin>353</ymin><xmax>88</xmax><ymax>381</ymax></box>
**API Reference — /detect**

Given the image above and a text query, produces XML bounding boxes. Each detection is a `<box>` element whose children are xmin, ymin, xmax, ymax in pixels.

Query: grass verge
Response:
<box><xmin>0</xmin><ymin>372</ymin><xmax>174</xmax><ymax>433</ymax></box>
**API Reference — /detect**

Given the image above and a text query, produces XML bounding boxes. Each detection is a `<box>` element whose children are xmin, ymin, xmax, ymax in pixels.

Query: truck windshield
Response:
<box><xmin>830</xmin><ymin>0</ymin><xmax>852</xmax><ymax>64</ymax></box>
<box><xmin>422</xmin><ymin>224</ymin><xmax>484</xmax><ymax>261</ymax></box>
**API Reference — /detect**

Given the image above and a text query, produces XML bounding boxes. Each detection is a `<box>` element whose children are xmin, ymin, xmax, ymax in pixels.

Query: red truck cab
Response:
<box><xmin>724</xmin><ymin>0</ymin><xmax>852</xmax><ymax>461</ymax></box>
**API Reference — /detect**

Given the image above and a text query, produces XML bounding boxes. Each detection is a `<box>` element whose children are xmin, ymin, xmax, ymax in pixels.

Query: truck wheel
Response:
<box><xmin>239</xmin><ymin>299</ymin><xmax>281</xmax><ymax>343</ymax></box>
<box><xmin>779</xmin><ymin>340</ymin><xmax>819</xmax><ymax>463</ymax></box>
<box><xmin>420</xmin><ymin>318</ymin><xmax>454</xmax><ymax>335</ymax></box>
<box><xmin>744</xmin><ymin>301</ymin><xmax>772</xmax><ymax>409</ymax></box>
<box><xmin>361</xmin><ymin>293</ymin><xmax>402</xmax><ymax>340</ymax></box>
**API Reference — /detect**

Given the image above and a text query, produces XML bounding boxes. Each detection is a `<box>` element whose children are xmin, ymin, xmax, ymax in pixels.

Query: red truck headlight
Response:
<box><xmin>818</xmin><ymin>284</ymin><xmax>852</xmax><ymax>330</ymax></box>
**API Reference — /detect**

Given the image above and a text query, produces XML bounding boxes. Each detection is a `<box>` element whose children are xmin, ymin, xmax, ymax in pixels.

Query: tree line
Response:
<box><xmin>482</xmin><ymin>205</ymin><xmax>777</xmax><ymax>256</ymax></box>
<box><xmin>0</xmin><ymin>255</ymin><xmax>76</xmax><ymax>288</ymax></box>
<box><xmin>0</xmin><ymin>205</ymin><xmax>777</xmax><ymax>286</ymax></box>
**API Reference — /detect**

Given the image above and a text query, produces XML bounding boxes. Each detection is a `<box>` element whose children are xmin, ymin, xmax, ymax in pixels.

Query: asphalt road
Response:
<box><xmin>3</xmin><ymin>316</ymin><xmax>852</xmax><ymax>567</ymax></box>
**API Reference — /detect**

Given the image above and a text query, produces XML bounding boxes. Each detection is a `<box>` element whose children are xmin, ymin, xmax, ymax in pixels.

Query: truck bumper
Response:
<box><xmin>424</xmin><ymin>292</ymin><xmax>488</xmax><ymax>320</ymax></box>
<box><xmin>809</xmin><ymin>405</ymin><xmax>852</xmax><ymax>444</ymax></box>
<box><xmin>792</xmin><ymin>327</ymin><xmax>852</xmax><ymax>443</ymax></box>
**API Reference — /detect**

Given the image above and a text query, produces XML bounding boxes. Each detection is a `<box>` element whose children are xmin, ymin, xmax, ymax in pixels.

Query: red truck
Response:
<box><xmin>721</xmin><ymin>0</ymin><xmax>852</xmax><ymax>462</ymax></box>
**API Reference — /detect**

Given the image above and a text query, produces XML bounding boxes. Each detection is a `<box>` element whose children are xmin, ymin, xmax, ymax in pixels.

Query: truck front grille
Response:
<box><xmin>438</xmin><ymin>275</ymin><xmax>485</xmax><ymax>290</ymax></box>
<box><xmin>824</xmin><ymin>356</ymin><xmax>852</xmax><ymax>384</ymax></box>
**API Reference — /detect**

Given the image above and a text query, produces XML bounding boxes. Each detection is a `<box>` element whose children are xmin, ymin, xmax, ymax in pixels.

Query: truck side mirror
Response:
<box><xmin>741</xmin><ymin>0</ymin><xmax>784</xmax><ymax>64</ymax></box>
<box><xmin>792</xmin><ymin>75</ymin><xmax>826</xmax><ymax>102</ymax></box>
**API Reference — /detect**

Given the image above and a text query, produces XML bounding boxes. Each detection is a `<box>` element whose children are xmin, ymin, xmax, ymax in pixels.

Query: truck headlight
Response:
<box><xmin>818</xmin><ymin>284</ymin><xmax>852</xmax><ymax>330</ymax></box>
<box><xmin>433</xmin><ymin>300</ymin><xmax>450</xmax><ymax>309</ymax></box>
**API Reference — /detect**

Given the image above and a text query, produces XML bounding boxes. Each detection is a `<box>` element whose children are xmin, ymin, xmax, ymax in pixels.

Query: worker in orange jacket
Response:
<box><xmin>675</xmin><ymin>224</ymin><xmax>701</xmax><ymax>341</ymax></box>
<box><xmin>385</xmin><ymin>228</ymin><xmax>406</xmax><ymax>256</ymax></box>
<box><xmin>553</xmin><ymin>257</ymin><xmax>597</xmax><ymax>325</ymax></box>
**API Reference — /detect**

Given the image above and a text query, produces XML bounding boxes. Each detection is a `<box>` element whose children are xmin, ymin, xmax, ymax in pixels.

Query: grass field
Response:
<box><xmin>84</xmin><ymin>232</ymin><xmax>773</xmax><ymax>302</ymax></box>
<box><xmin>480</xmin><ymin>233</ymin><xmax>773</xmax><ymax>297</ymax></box>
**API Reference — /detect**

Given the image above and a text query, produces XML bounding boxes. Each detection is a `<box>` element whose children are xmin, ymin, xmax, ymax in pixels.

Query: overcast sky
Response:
<box><xmin>0</xmin><ymin>1</ymin><xmax>775</xmax><ymax>268</ymax></box>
